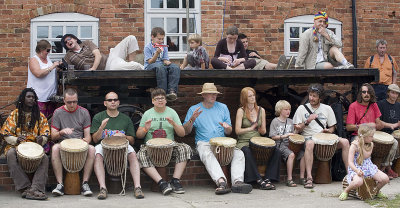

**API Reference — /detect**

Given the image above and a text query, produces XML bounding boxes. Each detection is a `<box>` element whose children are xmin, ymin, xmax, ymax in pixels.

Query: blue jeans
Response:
<box><xmin>146</xmin><ymin>62</ymin><xmax>180</xmax><ymax>93</ymax></box>
<box><xmin>372</xmin><ymin>84</ymin><xmax>388</xmax><ymax>101</ymax></box>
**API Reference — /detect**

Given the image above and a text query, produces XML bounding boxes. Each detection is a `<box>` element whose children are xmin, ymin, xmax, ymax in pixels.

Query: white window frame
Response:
<box><xmin>145</xmin><ymin>0</ymin><xmax>201</xmax><ymax>59</ymax></box>
<box><xmin>284</xmin><ymin>15</ymin><xmax>342</xmax><ymax>57</ymax></box>
<box><xmin>30</xmin><ymin>13</ymin><xmax>99</xmax><ymax>61</ymax></box>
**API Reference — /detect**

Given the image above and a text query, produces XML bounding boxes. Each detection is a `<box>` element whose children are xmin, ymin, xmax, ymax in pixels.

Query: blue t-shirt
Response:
<box><xmin>144</xmin><ymin>42</ymin><xmax>169</xmax><ymax>69</ymax></box>
<box><xmin>183</xmin><ymin>101</ymin><xmax>231</xmax><ymax>144</ymax></box>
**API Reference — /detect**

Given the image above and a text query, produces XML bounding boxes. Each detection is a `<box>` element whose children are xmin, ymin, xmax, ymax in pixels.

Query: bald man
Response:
<box><xmin>91</xmin><ymin>92</ymin><xmax>144</xmax><ymax>199</ymax></box>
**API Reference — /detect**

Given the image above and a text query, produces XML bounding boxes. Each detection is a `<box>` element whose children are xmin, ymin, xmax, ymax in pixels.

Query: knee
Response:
<box><xmin>288</xmin><ymin>153</ymin><xmax>295</xmax><ymax>160</ymax></box>
<box><xmin>341</xmin><ymin>139</ymin><xmax>350</xmax><ymax>148</ymax></box>
<box><xmin>52</xmin><ymin>144</ymin><xmax>60</xmax><ymax>156</ymax></box>
<box><xmin>305</xmin><ymin>141</ymin><xmax>314</xmax><ymax>151</ymax></box>
<box><xmin>95</xmin><ymin>154</ymin><xmax>104</xmax><ymax>162</ymax></box>
<box><xmin>129</xmin><ymin>152</ymin><xmax>138</xmax><ymax>160</ymax></box>
<box><xmin>6</xmin><ymin>148</ymin><xmax>17</xmax><ymax>161</ymax></box>
<box><xmin>41</xmin><ymin>154</ymin><xmax>49</xmax><ymax>165</ymax></box>
<box><xmin>127</xmin><ymin>35</ymin><xmax>137</xmax><ymax>42</ymax></box>
<box><xmin>87</xmin><ymin>145</ymin><xmax>95</xmax><ymax>159</ymax></box>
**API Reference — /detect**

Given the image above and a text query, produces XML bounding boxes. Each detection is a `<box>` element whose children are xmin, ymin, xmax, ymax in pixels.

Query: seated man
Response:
<box><xmin>183</xmin><ymin>83</ymin><xmax>253</xmax><ymax>195</ymax></box>
<box><xmin>295</xmin><ymin>11</ymin><xmax>354</xmax><ymax>69</ymax></box>
<box><xmin>50</xmin><ymin>88</ymin><xmax>95</xmax><ymax>197</ymax></box>
<box><xmin>136</xmin><ymin>88</ymin><xmax>192</xmax><ymax>195</ymax></box>
<box><xmin>1</xmin><ymin>88</ymin><xmax>50</xmax><ymax>200</ymax></box>
<box><xmin>91</xmin><ymin>92</ymin><xmax>144</xmax><ymax>199</ymax></box>
<box><xmin>61</xmin><ymin>34</ymin><xmax>143</xmax><ymax>70</ymax></box>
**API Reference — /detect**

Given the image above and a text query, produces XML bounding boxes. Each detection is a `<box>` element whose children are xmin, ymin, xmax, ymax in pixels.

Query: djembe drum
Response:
<box><xmin>210</xmin><ymin>137</ymin><xmax>236</xmax><ymax>166</ymax></box>
<box><xmin>372</xmin><ymin>131</ymin><xmax>394</xmax><ymax>169</ymax></box>
<box><xmin>312</xmin><ymin>133</ymin><xmax>339</xmax><ymax>184</ymax></box>
<box><xmin>60</xmin><ymin>138</ymin><xmax>89</xmax><ymax>195</ymax></box>
<box><xmin>288</xmin><ymin>134</ymin><xmax>305</xmax><ymax>155</ymax></box>
<box><xmin>16</xmin><ymin>142</ymin><xmax>44</xmax><ymax>173</ymax></box>
<box><xmin>342</xmin><ymin>176</ymin><xmax>377</xmax><ymax>200</ymax></box>
<box><xmin>392</xmin><ymin>130</ymin><xmax>400</xmax><ymax>174</ymax></box>
<box><xmin>146</xmin><ymin>138</ymin><xmax>175</xmax><ymax>167</ymax></box>
<box><xmin>249</xmin><ymin>137</ymin><xmax>276</xmax><ymax>176</ymax></box>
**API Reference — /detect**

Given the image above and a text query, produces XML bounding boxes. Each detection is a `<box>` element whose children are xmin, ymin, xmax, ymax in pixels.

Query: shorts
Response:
<box><xmin>95</xmin><ymin>143</ymin><xmax>135</xmax><ymax>157</ymax></box>
<box><xmin>137</xmin><ymin>142</ymin><xmax>192</xmax><ymax>168</ymax></box>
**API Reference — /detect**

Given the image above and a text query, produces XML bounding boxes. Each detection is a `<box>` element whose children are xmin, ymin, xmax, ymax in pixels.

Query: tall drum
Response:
<box><xmin>210</xmin><ymin>137</ymin><xmax>236</xmax><ymax>166</ymax></box>
<box><xmin>249</xmin><ymin>137</ymin><xmax>276</xmax><ymax>176</ymax></box>
<box><xmin>16</xmin><ymin>142</ymin><xmax>44</xmax><ymax>173</ymax></box>
<box><xmin>288</xmin><ymin>134</ymin><xmax>305</xmax><ymax>155</ymax></box>
<box><xmin>372</xmin><ymin>131</ymin><xmax>394</xmax><ymax>169</ymax></box>
<box><xmin>60</xmin><ymin>138</ymin><xmax>89</xmax><ymax>195</ymax></box>
<box><xmin>392</xmin><ymin>130</ymin><xmax>400</xmax><ymax>174</ymax></box>
<box><xmin>146</xmin><ymin>138</ymin><xmax>175</xmax><ymax>167</ymax></box>
<box><xmin>102</xmin><ymin>136</ymin><xmax>129</xmax><ymax>176</ymax></box>
<box><xmin>312</xmin><ymin>133</ymin><xmax>339</xmax><ymax>184</ymax></box>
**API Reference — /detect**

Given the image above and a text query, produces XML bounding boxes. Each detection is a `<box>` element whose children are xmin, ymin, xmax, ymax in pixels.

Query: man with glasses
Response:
<box><xmin>136</xmin><ymin>88</ymin><xmax>192</xmax><ymax>195</ymax></box>
<box><xmin>50</xmin><ymin>88</ymin><xmax>95</xmax><ymax>197</ymax></box>
<box><xmin>91</xmin><ymin>92</ymin><xmax>144</xmax><ymax>199</ymax></box>
<box><xmin>293</xmin><ymin>83</ymin><xmax>349</xmax><ymax>188</ymax></box>
<box><xmin>61</xmin><ymin>34</ymin><xmax>143</xmax><ymax>71</ymax></box>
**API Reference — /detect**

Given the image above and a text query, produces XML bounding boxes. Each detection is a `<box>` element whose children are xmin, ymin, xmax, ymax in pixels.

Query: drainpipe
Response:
<box><xmin>352</xmin><ymin>0</ymin><xmax>357</xmax><ymax>68</ymax></box>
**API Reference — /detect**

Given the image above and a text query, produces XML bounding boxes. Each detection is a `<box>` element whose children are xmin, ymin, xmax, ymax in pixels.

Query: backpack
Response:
<box><xmin>369</xmin><ymin>54</ymin><xmax>395</xmax><ymax>74</ymax></box>
<box><xmin>331</xmin><ymin>149</ymin><xmax>347</xmax><ymax>181</ymax></box>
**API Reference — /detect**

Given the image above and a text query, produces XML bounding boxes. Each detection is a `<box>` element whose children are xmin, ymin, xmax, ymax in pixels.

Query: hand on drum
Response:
<box><xmin>61</xmin><ymin>128</ymin><xmax>74</xmax><ymax>136</ymax></box>
<box><xmin>113</xmin><ymin>132</ymin><xmax>125</xmax><ymax>137</ymax></box>
<box><xmin>100</xmin><ymin>118</ymin><xmax>109</xmax><ymax>129</ymax></box>
<box><xmin>357</xmin><ymin>169</ymin><xmax>364</xmax><ymax>177</ymax></box>
<box><xmin>322</xmin><ymin>129</ymin><xmax>332</xmax><ymax>133</ymax></box>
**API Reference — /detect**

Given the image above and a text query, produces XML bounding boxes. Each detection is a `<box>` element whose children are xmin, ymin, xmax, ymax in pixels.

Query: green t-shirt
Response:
<box><xmin>139</xmin><ymin>107</ymin><xmax>182</xmax><ymax>142</ymax></box>
<box><xmin>91</xmin><ymin>111</ymin><xmax>135</xmax><ymax>143</ymax></box>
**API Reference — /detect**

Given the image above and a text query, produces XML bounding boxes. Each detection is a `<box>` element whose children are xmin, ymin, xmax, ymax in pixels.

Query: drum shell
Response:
<box><xmin>342</xmin><ymin>176</ymin><xmax>376</xmax><ymax>200</ymax></box>
<box><xmin>147</xmin><ymin>144</ymin><xmax>174</xmax><ymax>167</ymax></box>
<box><xmin>102</xmin><ymin>139</ymin><xmax>128</xmax><ymax>176</ymax></box>
<box><xmin>249</xmin><ymin>140</ymin><xmax>275</xmax><ymax>165</ymax></box>
<box><xmin>372</xmin><ymin>142</ymin><xmax>393</xmax><ymax>159</ymax></box>
<box><xmin>16</xmin><ymin>143</ymin><xmax>44</xmax><ymax>173</ymax></box>
<box><xmin>60</xmin><ymin>140</ymin><xmax>89</xmax><ymax>173</ymax></box>
<box><xmin>210</xmin><ymin>145</ymin><xmax>235</xmax><ymax>166</ymax></box>
<box><xmin>314</xmin><ymin>143</ymin><xmax>338</xmax><ymax>161</ymax></box>
<box><xmin>288</xmin><ymin>139</ymin><xmax>303</xmax><ymax>155</ymax></box>
<box><xmin>391</xmin><ymin>133</ymin><xmax>400</xmax><ymax>159</ymax></box>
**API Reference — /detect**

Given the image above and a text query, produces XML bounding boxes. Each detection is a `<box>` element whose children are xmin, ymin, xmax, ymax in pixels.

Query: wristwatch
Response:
<box><xmin>304</xmin><ymin>120</ymin><xmax>309</xmax><ymax>126</ymax></box>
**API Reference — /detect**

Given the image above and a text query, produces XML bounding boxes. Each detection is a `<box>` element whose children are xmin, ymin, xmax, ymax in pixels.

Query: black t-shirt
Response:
<box><xmin>377</xmin><ymin>99</ymin><xmax>400</xmax><ymax>134</ymax></box>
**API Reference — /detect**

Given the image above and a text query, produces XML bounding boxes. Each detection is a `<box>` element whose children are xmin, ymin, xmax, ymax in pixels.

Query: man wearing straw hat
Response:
<box><xmin>183</xmin><ymin>83</ymin><xmax>253</xmax><ymax>195</ymax></box>
<box><xmin>377</xmin><ymin>84</ymin><xmax>400</xmax><ymax>178</ymax></box>
<box><xmin>295</xmin><ymin>11</ymin><xmax>354</xmax><ymax>69</ymax></box>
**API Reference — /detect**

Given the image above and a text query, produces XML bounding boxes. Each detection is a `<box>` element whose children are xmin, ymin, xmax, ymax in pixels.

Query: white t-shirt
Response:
<box><xmin>316</xmin><ymin>34</ymin><xmax>324</xmax><ymax>63</ymax></box>
<box><xmin>293</xmin><ymin>103</ymin><xmax>337</xmax><ymax>137</ymax></box>
<box><xmin>27</xmin><ymin>55</ymin><xmax>57</xmax><ymax>102</ymax></box>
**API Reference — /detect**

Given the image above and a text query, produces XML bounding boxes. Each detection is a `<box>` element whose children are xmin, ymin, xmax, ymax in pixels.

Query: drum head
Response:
<box><xmin>146</xmin><ymin>138</ymin><xmax>174</xmax><ymax>147</ymax></box>
<box><xmin>101</xmin><ymin>136</ymin><xmax>128</xmax><ymax>147</ymax></box>
<box><xmin>393</xmin><ymin>130</ymin><xmax>400</xmax><ymax>139</ymax></box>
<box><xmin>209</xmin><ymin>137</ymin><xmax>237</xmax><ymax>147</ymax></box>
<box><xmin>250</xmin><ymin>137</ymin><xmax>275</xmax><ymax>147</ymax></box>
<box><xmin>17</xmin><ymin>142</ymin><xmax>44</xmax><ymax>158</ymax></box>
<box><xmin>312</xmin><ymin>133</ymin><xmax>338</xmax><ymax>145</ymax></box>
<box><xmin>60</xmin><ymin>138</ymin><xmax>89</xmax><ymax>152</ymax></box>
<box><xmin>289</xmin><ymin>134</ymin><xmax>305</xmax><ymax>144</ymax></box>
<box><xmin>374</xmin><ymin>131</ymin><xmax>395</xmax><ymax>144</ymax></box>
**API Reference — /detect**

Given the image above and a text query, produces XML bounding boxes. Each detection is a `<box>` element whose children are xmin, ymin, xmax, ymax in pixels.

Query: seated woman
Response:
<box><xmin>235</xmin><ymin>87</ymin><xmax>280</xmax><ymax>190</ymax></box>
<box><xmin>211</xmin><ymin>26</ymin><xmax>256</xmax><ymax>70</ymax></box>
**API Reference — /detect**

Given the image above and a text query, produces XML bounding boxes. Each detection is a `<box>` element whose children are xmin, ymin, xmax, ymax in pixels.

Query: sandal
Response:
<box><xmin>304</xmin><ymin>178</ymin><xmax>314</xmax><ymax>189</ymax></box>
<box><xmin>339</xmin><ymin>192</ymin><xmax>348</xmax><ymax>201</ymax></box>
<box><xmin>25</xmin><ymin>189</ymin><xmax>48</xmax><ymax>200</ymax></box>
<box><xmin>376</xmin><ymin>191</ymin><xmax>388</xmax><ymax>199</ymax></box>
<box><xmin>299</xmin><ymin>178</ymin><xmax>306</xmax><ymax>185</ymax></box>
<box><xmin>215</xmin><ymin>181</ymin><xmax>231</xmax><ymax>195</ymax></box>
<box><xmin>257</xmin><ymin>179</ymin><xmax>273</xmax><ymax>190</ymax></box>
<box><xmin>263</xmin><ymin>179</ymin><xmax>276</xmax><ymax>190</ymax></box>
<box><xmin>286</xmin><ymin>179</ymin><xmax>297</xmax><ymax>187</ymax></box>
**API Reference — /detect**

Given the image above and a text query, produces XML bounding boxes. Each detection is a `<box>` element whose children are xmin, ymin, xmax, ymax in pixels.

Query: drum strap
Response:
<box><xmin>303</xmin><ymin>104</ymin><xmax>325</xmax><ymax>129</ymax></box>
<box><xmin>356</xmin><ymin>102</ymin><xmax>371</xmax><ymax>125</ymax></box>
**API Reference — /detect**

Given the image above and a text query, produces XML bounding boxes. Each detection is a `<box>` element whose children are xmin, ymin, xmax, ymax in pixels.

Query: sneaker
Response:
<box><xmin>166</xmin><ymin>91</ymin><xmax>177</xmax><ymax>102</ymax></box>
<box><xmin>170</xmin><ymin>178</ymin><xmax>185</xmax><ymax>194</ymax></box>
<box><xmin>159</xmin><ymin>180</ymin><xmax>173</xmax><ymax>195</ymax></box>
<box><xmin>344</xmin><ymin>62</ymin><xmax>355</xmax><ymax>69</ymax></box>
<box><xmin>387</xmin><ymin>168</ymin><xmax>399</xmax><ymax>178</ymax></box>
<box><xmin>134</xmin><ymin>187</ymin><xmax>145</xmax><ymax>199</ymax></box>
<box><xmin>97</xmin><ymin>187</ymin><xmax>107</xmax><ymax>200</ymax></box>
<box><xmin>231</xmin><ymin>181</ymin><xmax>253</xmax><ymax>194</ymax></box>
<box><xmin>276</xmin><ymin>55</ymin><xmax>287</xmax><ymax>70</ymax></box>
<box><xmin>52</xmin><ymin>183</ymin><xmax>64</xmax><ymax>196</ymax></box>
<box><xmin>81</xmin><ymin>182</ymin><xmax>93</xmax><ymax>196</ymax></box>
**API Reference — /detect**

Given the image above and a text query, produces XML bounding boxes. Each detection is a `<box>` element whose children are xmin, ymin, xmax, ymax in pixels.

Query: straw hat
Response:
<box><xmin>388</xmin><ymin>84</ymin><xmax>400</xmax><ymax>93</ymax></box>
<box><xmin>198</xmin><ymin>83</ymin><xmax>222</xmax><ymax>94</ymax></box>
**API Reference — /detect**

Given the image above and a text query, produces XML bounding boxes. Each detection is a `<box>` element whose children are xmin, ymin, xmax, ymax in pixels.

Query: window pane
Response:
<box><xmin>182</xmin><ymin>18</ymin><xmax>195</xmax><ymax>33</ymax></box>
<box><xmin>182</xmin><ymin>36</ymin><xmax>187</xmax><ymax>51</ymax></box>
<box><xmin>151</xmin><ymin>18</ymin><xmax>164</xmax><ymax>29</ymax></box>
<box><xmin>167</xmin><ymin>36</ymin><xmax>179</xmax><ymax>51</ymax></box>
<box><xmin>328</xmin><ymin>28</ymin><xmax>336</xmax><ymax>34</ymax></box>
<box><xmin>290</xmin><ymin>27</ymin><xmax>299</xmax><ymax>38</ymax></box>
<box><xmin>290</xmin><ymin>41</ymin><xmax>299</xmax><ymax>52</ymax></box>
<box><xmin>182</xmin><ymin>0</ymin><xmax>194</xmax><ymax>8</ymax></box>
<box><xmin>52</xmin><ymin>26</ymin><xmax>63</xmax><ymax>38</ymax></box>
<box><xmin>37</xmin><ymin>26</ymin><xmax>48</xmax><ymax>38</ymax></box>
<box><xmin>66</xmin><ymin>26</ymin><xmax>78</xmax><ymax>36</ymax></box>
<box><xmin>81</xmin><ymin>26</ymin><xmax>92</xmax><ymax>38</ymax></box>
<box><xmin>302</xmin><ymin>27</ymin><xmax>309</xmax><ymax>33</ymax></box>
<box><xmin>51</xmin><ymin>41</ymin><xmax>64</xmax><ymax>53</ymax></box>
<box><xmin>167</xmin><ymin>0</ymin><xmax>179</xmax><ymax>8</ymax></box>
<box><xmin>151</xmin><ymin>0</ymin><xmax>163</xmax><ymax>8</ymax></box>
<box><xmin>167</xmin><ymin>18</ymin><xmax>179</xmax><ymax>33</ymax></box>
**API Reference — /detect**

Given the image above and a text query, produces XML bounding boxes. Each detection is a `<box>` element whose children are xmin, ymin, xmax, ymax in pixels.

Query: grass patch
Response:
<box><xmin>365</xmin><ymin>194</ymin><xmax>400</xmax><ymax>208</ymax></box>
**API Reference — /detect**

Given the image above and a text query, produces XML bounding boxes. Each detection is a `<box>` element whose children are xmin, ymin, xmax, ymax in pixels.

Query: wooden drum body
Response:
<box><xmin>102</xmin><ymin>136</ymin><xmax>128</xmax><ymax>176</ymax></box>
<box><xmin>372</xmin><ymin>131</ymin><xmax>394</xmax><ymax>169</ymax></box>
<box><xmin>16</xmin><ymin>142</ymin><xmax>44</xmax><ymax>173</ymax></box>
<box><xmin>392</xmin><ymin>130</ymin><xmax>400</xmax><ymax>174</ymax></box>
<box><xmin>146</xmin><ymin>138</ymin><xmax>175</xmax><ymax>167</ymax></box>
<box><xmin>312</xmin><ymin>133</ymin><xmax>339</xmax><ymax>184</ymax></box>
<box><xmin>60</xmin><ymin>138</ymin><xmax>89</xmax><ymax>195</ymax></box>
<box><xmin>288</xmin><ymin>134</ymin><xmax>305</xmax><ymax>155</ymax></box>
<box><xmin>210</xmin><ymin>137</ymin><xmax>236</xmax><ymax>167</ymax></box>
<box><xmin>249</xmin><ymin>137</ymin><xmax>276</xmax><ymax>176</ymax></box>
<box><xmin>342</xmin><ymin>176</ymin><xmax>377</xmax><ymax>200</ymax></box>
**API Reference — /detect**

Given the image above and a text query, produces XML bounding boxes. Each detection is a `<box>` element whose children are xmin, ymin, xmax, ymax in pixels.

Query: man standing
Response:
<box><xmin>1</xmin><ymin>88</ymin><xmax>50</xmax><ymax>200</ymax></box>
<box><xmin>91</xmin><ymin>92</ymin><xmax>144</xmax><ymax>199</ymax></box>
<box><xmin>377</xmin><ymin>84</ymin><xmax>400</xmax><ymax>178</ymax></box>
<box><xmin>61</xmin><ymin>34</ymin><xmax>143</xmax><ymax>70</ymax></box>
<box><xmin>293</xmin><ymin>84</ymin><xmax>349</xmax><ymax>189</ymax></box>
<box><xmin>295</xmin><ymin>11</ymin><xmax>354</xmax><ymax>69</ymax></box>
<box><xmin>183</xmin><ymin>83</ymin><xmax>253</xmax><ymax>195</ymax></box>
<box><xmin>50</xmin><ymin>88</ymin><xmax>95</xmax><ymax>197</ymax></box>
<box><xmin>364</xmin><ymin>39</ymin><xmax>399</xmax><ymax>101</ymax></box>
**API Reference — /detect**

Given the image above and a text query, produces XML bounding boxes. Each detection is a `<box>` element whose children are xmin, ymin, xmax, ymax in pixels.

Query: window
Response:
<box><xmin>145</xmin><ymin>0</ymin><xmax>201</xmax><ymax>59</ymax></box>
<box><xmin>284</xmin><ymin>15</ymin><xmax>342</xmax><ymax>57</ymax></box>
<box><xmin>31</xmin><ymin>13</ymin><xmax>99</xmax><ymax>60</ymax></box>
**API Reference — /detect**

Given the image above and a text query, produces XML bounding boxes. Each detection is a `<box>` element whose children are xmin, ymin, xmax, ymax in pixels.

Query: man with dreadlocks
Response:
<box><xmin>295</xmin><ymin>11</ymin><xmax>354</xmax><ymax>69</ymax></box>
<box><xmin>1</xmin><ymin>88</ymin><xmax>50</xmax><ymax>200</ymax></box>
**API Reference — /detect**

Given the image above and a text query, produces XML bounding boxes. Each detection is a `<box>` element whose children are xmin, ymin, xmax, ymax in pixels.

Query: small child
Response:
<box><xmin>339</xmin><ymin>124</ymin><xmax>389</xmax><ymax>201</ymax></box>
<box><xmin>180</xmin><ymin>34</ymin><xmax>209</xmax><ymax>70</ymax></box>
<box><xmin>269</xmin><ymin>100</ymin><xmax>303</xmax><ymax>187</ymax></box>
<box><xmin>144</xmin><ymin>27</ymin><xmax>180</xmax><ymax>102</ymax></box>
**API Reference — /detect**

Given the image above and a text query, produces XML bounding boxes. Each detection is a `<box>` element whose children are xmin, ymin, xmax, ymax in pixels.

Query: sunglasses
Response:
<box><xmin>46</xmin><ymin>49</ymin><xmax>51</xmax><ymax>53</ymax></box>
<box><xmin>65</xmin><ymin>101</ymin><xmax>78</xmax><ymax>104</ymax></box>
<box><xmin>361</xmin><ymin>90</ymin><xmax>370</xmax><ymax>94</ymax></box>
<box><xmin>105</xmin><ymin>99</ymin><xmax>119</xmax><ymax>102</ymax></box>
<box><xmin>64</xmin><ymin>37</ymin><xmax>72</xmax><ymax>44</ymax></box>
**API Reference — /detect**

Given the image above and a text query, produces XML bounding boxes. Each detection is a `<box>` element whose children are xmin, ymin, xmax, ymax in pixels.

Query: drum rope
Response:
<box><xmin>362</xmin><ymin>177</ymin><xmax>373</xmax><ymax>199</ymax></box>
<box><xmin>119</xmin><ymin>142</ymin><xmax>128</xmax><ymax>196</ymax></box>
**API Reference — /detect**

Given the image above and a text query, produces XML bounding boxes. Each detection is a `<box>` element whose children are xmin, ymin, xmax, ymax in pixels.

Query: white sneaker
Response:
<box><xmin>81</xmin><ymin>183</ymin><xmax>93</xmax><ymax>196</ymax></box>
